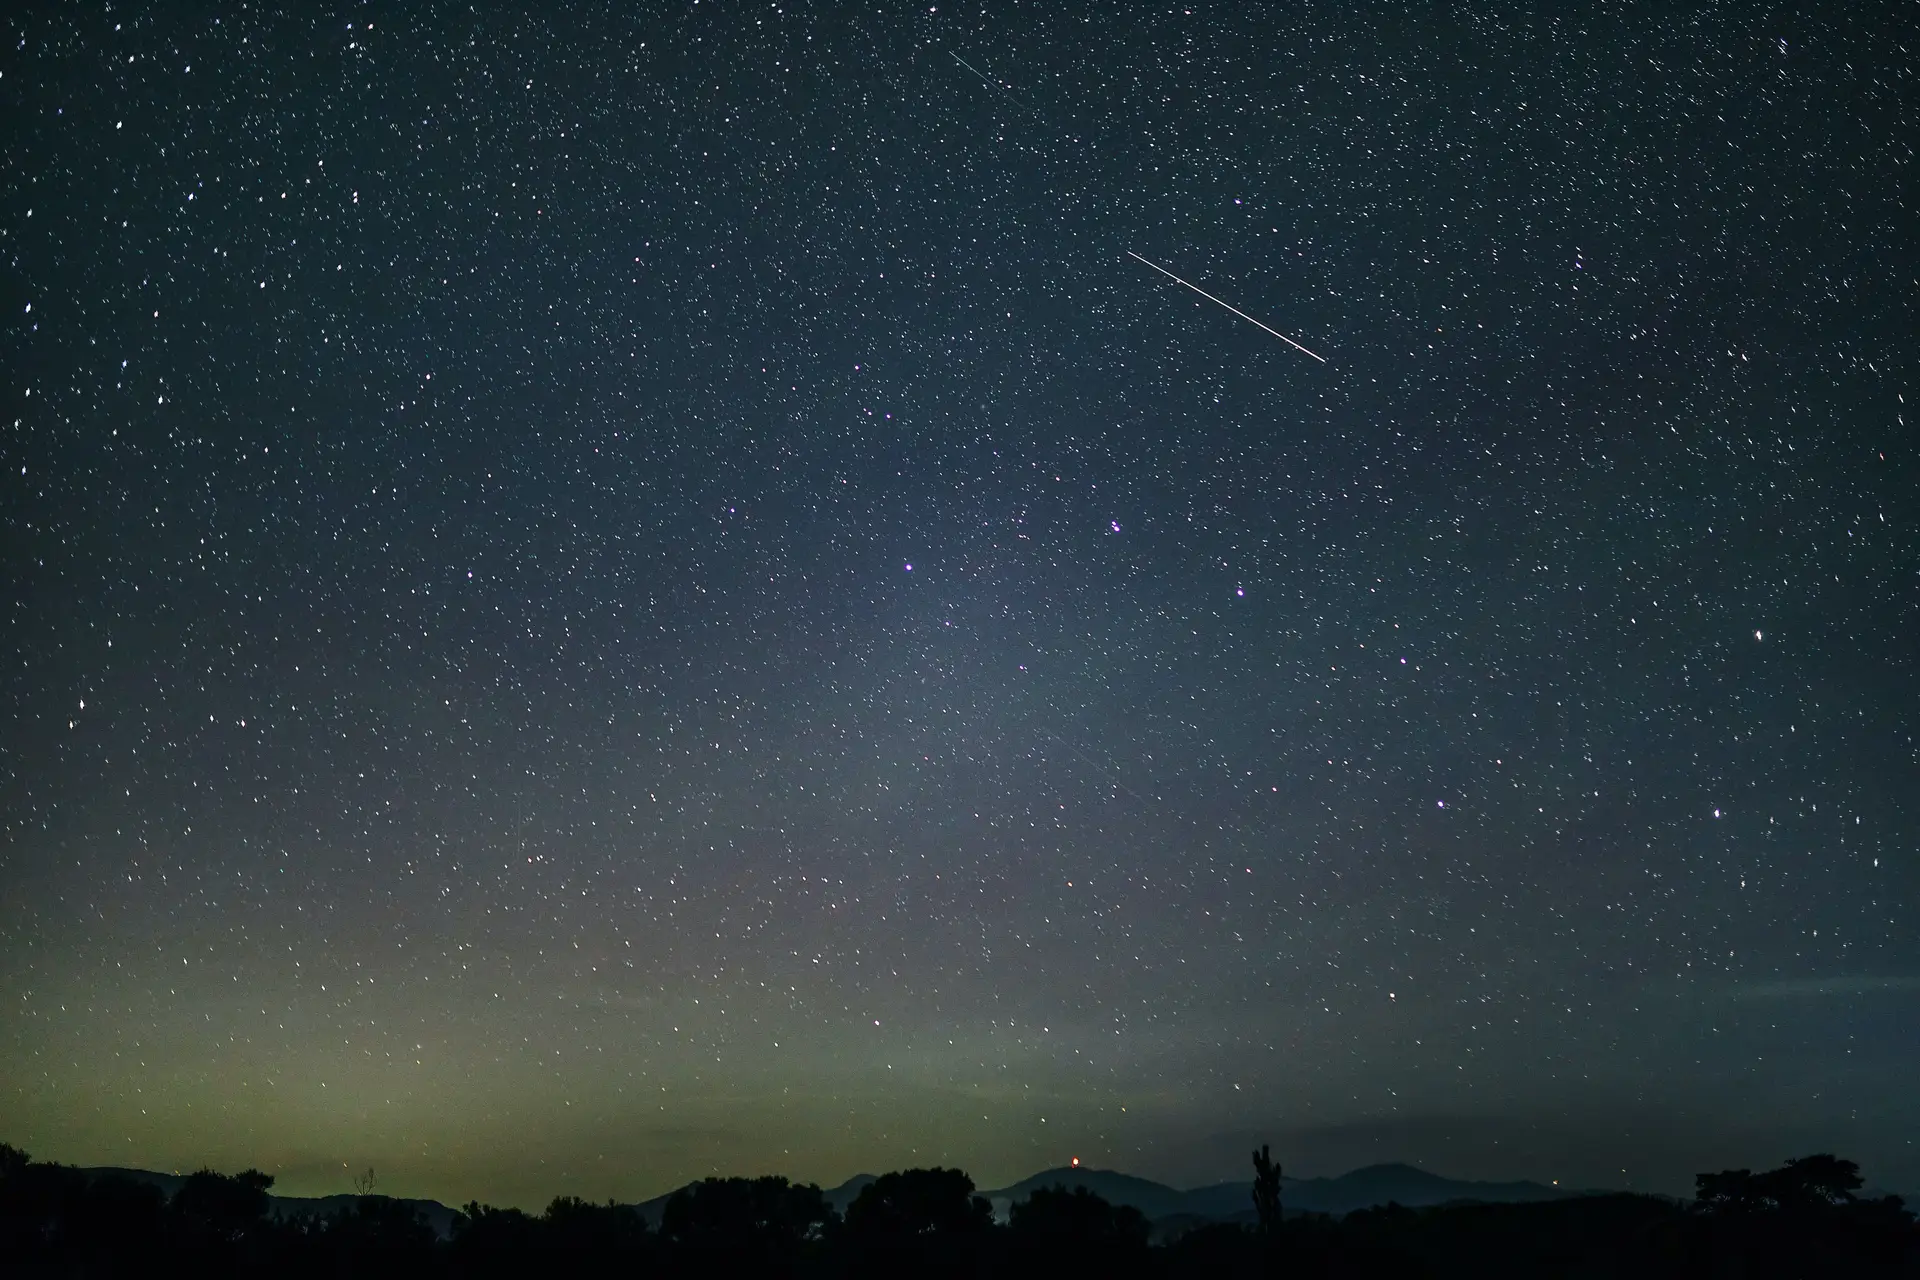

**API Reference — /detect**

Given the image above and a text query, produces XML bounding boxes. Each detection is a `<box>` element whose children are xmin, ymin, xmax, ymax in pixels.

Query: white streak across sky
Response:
<box><xmin>948</xmin><ymin>50</ymin><xmax>999</xmax><ymax>89</ymax></box>
<box><xmin>1127</xmin><ymin>251</ymin><xmax>1326</xmax><ymax>362</ymax></box>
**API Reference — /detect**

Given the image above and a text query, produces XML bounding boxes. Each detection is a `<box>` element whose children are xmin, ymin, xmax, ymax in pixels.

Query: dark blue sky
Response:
<box><xmin>3</xmin><ymin>1</ymin><xmax>1915</xmax><ymax>1207</ymax></box>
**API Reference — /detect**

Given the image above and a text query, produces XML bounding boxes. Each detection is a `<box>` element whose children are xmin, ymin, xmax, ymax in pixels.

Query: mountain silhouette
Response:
<box><xmin>982</xmin><ymin>1160</ymin><xmax>1576</xmax><ymax>1225</ymax></box>
<box><xmin>983</xmin><ymin>1167</ymin><xmax>1194</xmax><ymax>1221</ymax></box>
<box><xmin>1281</xmin><ymin>1162</ymin><xmax>1576</xmax><ymax>1215</ymax></box>
<box><xmin>76</xmin><ymin>1165</ymin><xmax>462</xmax><ymax>1237</ymax></box>
<box><xmin>823</xmin><ymin>1172</ymin><xmax>880</xmax><ymax>1214</ymax></box>
<box><xmin>78</xmin><ymin>1158</ymin><xmax>1575</xmax><ymax>1234</ymax></box>
<box><xmin>632</xmin><ymin>1171</ymin><xmax>877</xmax><ymax>1227</ymax></box>
<box><xmin>12</xmin><ymin>1146</ymin><xmax>1909</xmax><ymax>1279</ymax></box>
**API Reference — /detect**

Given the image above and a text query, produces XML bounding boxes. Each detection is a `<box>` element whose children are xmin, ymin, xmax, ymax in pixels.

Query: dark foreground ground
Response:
<box><xmin>4</xmin><ymin>1145</ymin><xmax>1915</xmax><ymax>1278</ymax></box>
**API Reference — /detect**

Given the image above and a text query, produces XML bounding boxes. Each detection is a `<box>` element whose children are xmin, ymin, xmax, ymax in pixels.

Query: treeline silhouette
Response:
<box><xmin>3</xmin><ymin>1140</ymin><xmax>1913</xmax><ymax>1278</ymax></box>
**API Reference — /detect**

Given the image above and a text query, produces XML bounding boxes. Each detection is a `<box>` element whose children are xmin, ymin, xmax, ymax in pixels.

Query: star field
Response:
<box><xmin>2</xmin><ymin>2</ymin><xmax>1916</xmax><ymax>1208</ymax></box>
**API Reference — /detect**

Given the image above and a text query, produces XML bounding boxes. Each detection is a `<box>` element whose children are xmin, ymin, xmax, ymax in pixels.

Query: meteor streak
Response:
<box><xmin>949</xmin><ymin>51</ymin><xmax>998</xmax><ymax>89</ymax></box>
<box><xmin>1127</xmin><ymin>251</ymin><xmax>1326</xmax><ymax>362</ymax></box>
<box><xmin>948</xmin><ymin>50</ymin><xmax>1038</xmax><ymax>115</ymax></box>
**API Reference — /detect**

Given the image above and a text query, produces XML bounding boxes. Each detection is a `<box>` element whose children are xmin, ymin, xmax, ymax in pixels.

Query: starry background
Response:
<box><xmin>3</xmin><ymin>1</ymin><xmax>1916</xmax><ymax>1210</ymax></box>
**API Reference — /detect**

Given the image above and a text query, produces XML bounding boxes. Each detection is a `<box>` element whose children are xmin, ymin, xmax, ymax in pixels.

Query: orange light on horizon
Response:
<box><xmin>1070</xmin><ymin>1156</ymin><xmax>1080</xmax><ymax>1168</ymax></box>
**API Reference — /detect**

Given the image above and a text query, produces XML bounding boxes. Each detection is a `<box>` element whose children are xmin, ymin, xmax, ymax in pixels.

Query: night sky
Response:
<box><xmin>4</xmin><ymin>2</ymin><xmax>1916</xmax><ymax>1210</ymax></box>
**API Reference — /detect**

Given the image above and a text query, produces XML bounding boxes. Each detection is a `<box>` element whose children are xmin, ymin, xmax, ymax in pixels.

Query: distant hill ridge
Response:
<box><xmin>74</xmin><ymin>1166</ymin><xmax>463</xmax><ymax>1238</ymax></box>
<box><xmin>75</xmin><ymin>1158</ymin><xmax>1592</xmax><ymax>1235</ymax></box>
<box><xmin>630</xmin><ymin>1171</ymin><xmax>877</xmax><ymax>1225</ymax></box>
<box><xmin>982</xmin><ymin>1161</ymin><xmax>1579</xmax><ymax>1223</ymax></box>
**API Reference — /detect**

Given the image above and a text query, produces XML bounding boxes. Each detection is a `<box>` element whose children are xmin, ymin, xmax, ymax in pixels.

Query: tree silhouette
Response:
<box><xmin>662</xmin><ymin>1174</ymin><xmax>830</xmax><ymax>1247</ymax></box>
<box><xmin>1695</xmin><ymin>1154</ymin><xmax>1866</xmax><ymax>1217</ymax></box>
<box><xmin>844</xmin><ymin>1166</ymin><xmax>993</xmax><ymax>1239</ymax></box>
<box><xmin>543</xmin><ymin>1195</ymin><xmax>652</xmax><ymax>1271</ymax></box>
<box><xmin>660</xmin><ymin>1174</ymin><xmax>830</xmax><ymax>1274</ymax></box>
<box><xmin>843</xmin><ymin>1168</ymin><xmax>993</xmax><ymax>1279</ymax></box>
<box><xmin>172</xmin><ymin>1167</ymin><xmax>276</xmax><ymax>1243</ymax></box>
<box><xmin>1767</xmin><ymin>1154</ymin><xmax>1864</xmax><ymax>1210</ymax></box>
<box><xmin>73</xmin><ymin>1172</ymin><xmax>169</xmax><ymax>1269</ymax></box>
<box><xmin>1008</xmin><ymin>1184</ymin><xmax>1151</xmax><ymax>1278</ymax></box>
<box><xmin>0</xmin><ymin>1143</ymin><xmax>34</xmax><ymax>1260</ymax></box>
<box><xmin>314</xmin><ymin>1192</ymin><xmax>437</xmax><ymax>1279</ymax></box>
<box><xmin>1694</xmin><ymin>1166</ymin><xmax>1765</xmax><ymax>1215</ymax></box>
<box><xmin>449</xmin><ymin>1201</ymin><xmax>543</xmax><ymax>1279</ymax></box>
<box><xmin>0</xmin><ymin>1143</ymin><xmax>26</xmax><ymax>1182</ymax></box>
<box><xmin>1252</xmin><ymin>1142</ymin><xmax>1284</xmax><ymax>1235</ymax></box>
<box><xmin>1690</xmin><ymin>1155</ymin><xmax>1914</xmax><ymax>1277</ymax></box>
<box><xmin>3</xmin><ymin>1135</ymin><xmax>1915</xmax><ymax>1279</ymax></box>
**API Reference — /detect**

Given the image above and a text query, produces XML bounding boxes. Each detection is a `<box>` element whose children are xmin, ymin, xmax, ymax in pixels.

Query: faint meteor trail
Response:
<box><xmin>948</xmin><ymin>50</ymin><xmax>1040</xmax><ymax>116</ymax></box>
<box><xmin>1037</xmin><ymin>724</ymin><xmax>1150</xmax><ymax>806</ymax></box>
<box><xmin>1127</xmin><ymin>251</ymin><xmax>1326</xmax><ymax>362</ymax></box>
<box><xmin>949</xmin><ymin>50</ymin><xmax>998</xmax><ymax>89</ymax></box>
<box><xmin>942</xmin><ymin>55</ymin><xmax>1324</xmax><ymax>366</ymax></box>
